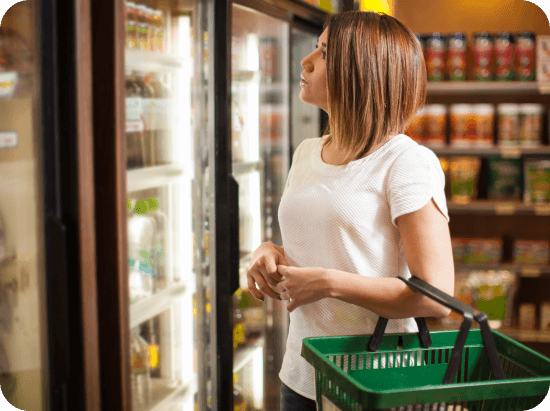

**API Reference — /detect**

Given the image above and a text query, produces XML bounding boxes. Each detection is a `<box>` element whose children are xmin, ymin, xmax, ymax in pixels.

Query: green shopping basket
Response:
<box><xmin>302</xmin><ymin>276</ymin><xmax>550</xmax><ymax>411</ymax></box>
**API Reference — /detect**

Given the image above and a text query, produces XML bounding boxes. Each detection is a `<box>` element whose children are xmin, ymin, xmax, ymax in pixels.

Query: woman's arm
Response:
<box><xmin>278</xmin><ymin>199</ymin><xmax>454</xmax><ymax>318</ymax></box>
<box><xmin>329</xmin><ymin>198</ymin><xmax>454</xmax><ymax>318</ymax></box>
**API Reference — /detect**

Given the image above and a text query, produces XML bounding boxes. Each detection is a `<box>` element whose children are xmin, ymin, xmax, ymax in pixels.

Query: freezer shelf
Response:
<box><xmin>127</xmin><ymin>164</ymin><xmax>184</xmax><ymax>192</ymax></box>
<box><xmin>133</xmin><ymin>378</ymin><xmax>186</xmax><ymax>411</ymax></box>
<box><xmin>233</xmin><ymin>336</ymin><xmax>265</xmax><ymax>373</ymax></box>
<box><xmin>126</xmin><ymin>49</ymin><xmax>184</xmax><ymax>72</ymax></box>
<box><xmin>130</xmin><ymin>282</ymin><xmax>188</xmax><ymax>329</ymax></box>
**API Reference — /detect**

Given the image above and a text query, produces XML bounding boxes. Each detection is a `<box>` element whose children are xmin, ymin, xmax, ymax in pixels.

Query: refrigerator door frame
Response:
<box><xmin>38</xmin><ymin>0</ymin><xmax>101</xmax><ymax>409</ymax></box>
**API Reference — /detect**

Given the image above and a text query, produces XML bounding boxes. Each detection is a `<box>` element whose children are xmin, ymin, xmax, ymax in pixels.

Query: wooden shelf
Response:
<box><xmin>454</xmin><ymin>263</ymin><xmax>550</xmax><ymax>278</ymax></box>
<box><xmin>425</xmin><ymin>145</ymin><xmax>550</xmax><ymax>158</ymax></box>
<box><xmin>447</xmin><ymin>200</ymin><xmax>550</xmax><ymax>216</ymax></box>
<box><xmin>427</xmin><ymin>81</ymin><xmax>540</xmax><ymax>94</ymax></box>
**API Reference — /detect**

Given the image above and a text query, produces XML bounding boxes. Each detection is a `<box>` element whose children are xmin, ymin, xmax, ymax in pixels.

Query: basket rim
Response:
<box><xmin>301</xmin><ymin>329</ymin><xmax>550</xmax><ymax>396</ymax></box>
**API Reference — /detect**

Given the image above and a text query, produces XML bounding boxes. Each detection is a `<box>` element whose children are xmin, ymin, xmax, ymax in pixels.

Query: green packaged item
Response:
<box><xmin>463</xmin><ymin>238</ymin><xmax>503</xmax><ymax>264</ymax></box>
<box><xmin>450</xmin><ymin>157</ymin><xmax>481</xmax><ymax>202</ymax></box>
<box><xmin>524</xmin><ymin>159</ymin><xmax>550</xmax><ymax>203</ymax></box>
<box><xmin>487</xmin><ymin>158</ymin><xmax>522</xmax><ymax>200</ymax></box>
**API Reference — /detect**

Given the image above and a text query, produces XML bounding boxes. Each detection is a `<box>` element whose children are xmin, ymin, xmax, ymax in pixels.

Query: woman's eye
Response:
<box><xmin>322</xmin><ymin>50</ymin><xmax>326</xmax><ymax>59</ymax></box>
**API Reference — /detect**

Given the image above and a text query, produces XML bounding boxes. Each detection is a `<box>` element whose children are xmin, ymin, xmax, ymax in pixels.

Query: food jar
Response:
<box><xmin>447</xmin><ymin>33</ymin><xmax>467</xmax><ymax>81</ymax></box>
<box><xmin>475</xmin><ymin>104</ymin><xmax>495</xmax><ymax>147</ymax></box>
<box><xmin>495</xmin><ymin>32</ymin><xmax>515</xmax><ymax>81</ymax></box>
<box><xmin>472</xmin><ymin>32</ymin><xmax>494</xmax><ymax>81</ymax></box>
<box><xmin>406</xmin><ymin>106</ymin><xmax>427</xmax><ymax>143</ymax></box>
<box><xmin>497</xmin><ymin>104</ymin><xmax>520</xmax><ymax>146</ymax></box>
<box><xmin>426</xmin><ymin>33</ymin><xmax>446</xmax><ymax>81</ymax></box>
<box><xmin>519</xmin><ymin>104</ymin><xmax>544</xmax><ymax>147</ymax></box>
<box><xmin>425</xmin><ymin>104</ymin><xmax>447</xmax><ymax>146</ymax></box>
<box><xmin>515</xmin><ymin>31</ymin><xmax>536</xmax><ymax>81</ymax></box>
<box><xmin>450</xmin><ymin>104</ymin><xmax>472</xmax><ymax>147</ymax></box>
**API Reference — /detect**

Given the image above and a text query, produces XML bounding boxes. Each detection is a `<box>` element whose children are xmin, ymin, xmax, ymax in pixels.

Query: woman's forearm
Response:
<box><xmin>325</xmin><ymin>269</ymin><xmax>451</xmax><ymax>319</ymax></box>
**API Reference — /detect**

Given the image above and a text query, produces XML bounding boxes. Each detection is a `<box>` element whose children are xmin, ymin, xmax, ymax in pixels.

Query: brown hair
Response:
<box><xmin>322</xmin><ymin>11</ymin><xmax>427</xmax><ymax>164</ymax></box>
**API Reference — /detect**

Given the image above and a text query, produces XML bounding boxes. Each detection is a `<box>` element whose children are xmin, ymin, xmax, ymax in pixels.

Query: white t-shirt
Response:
<box><xmin>277</xmin><ymin>134</ymin><xmax>450</xmax><ymax>400</ymax></box>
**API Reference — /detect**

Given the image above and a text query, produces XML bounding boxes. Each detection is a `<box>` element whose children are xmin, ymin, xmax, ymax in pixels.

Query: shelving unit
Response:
<box><xmin>427</xmin><ymin>81</ymin><xmax>541</xmax><ymax>95</ymax></box>
<box><xmin>425</xmin><ymin>145</ymin><xmax>550</xmax><ymax>158</ymax></box>
<box><xmin>447</xmin><ymin>200</ymin><xmax>550</xmax><ymax>216</ymax></box>
<box><xmin>233</xmin><ymin>336</ymin><xmax>265</xmax><ymax>373</ymax></box>
<box><xmin>127</xmin><ymin>164</ymin><xmax>184</xmax><ymax>192</ymax></box>
<box><xmin>126</xmin><ymin>49</ymin><xmax>184</xmax><ymax>72</ymax></box>
<box><xmin>454</xmin><ymin>263</ymin><xmax>550</xmax><ymax>278</ymax></box>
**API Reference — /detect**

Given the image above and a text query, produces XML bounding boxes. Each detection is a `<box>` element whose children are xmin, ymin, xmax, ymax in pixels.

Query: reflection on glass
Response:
<box><xmin>124</xmin><ymin>1</ymin><xmax>201</xmax><ymax>410</ymax></box>
<box><xmin>0</xmin><ymin>1</ymin><xmax>45</xmax><ymax>410</ymax></box>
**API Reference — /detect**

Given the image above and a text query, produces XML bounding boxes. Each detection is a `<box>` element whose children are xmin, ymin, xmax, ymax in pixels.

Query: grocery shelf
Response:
<box><xmin>426</xmin><ymin>81</ymin><xmax>540</xmax><ymax>94</ymax></box>
<box><xmin>233</xmin><ymin>336</ymin><xmax>264</xmax><ymax>373</ymax></box>
<box><xmin>232</xmin><ymin>160</ymin><xmax>262</xmax><ymax>176</ymax></box>
<box><xmin>134</xmin><ymin>378</ymin><xmax>187</xmax><ymax>411</ymax></box>
<box><xmin>426</xmin><ymin>145</ymin><xmax>550</xmax><ymax>158</ymax></box>
<box><xmin>130</xmin><ymin>281</ymin><xmax>188</xmax><ymax>329</ymax></box>
<box><xmin>127</xmin><ymin>164</ymin><xmax>185</xmax><ymax>192</ymax></box>
<box><xmin>426</xmin><ymin>319</ymin><xmax>550</xmax><ymax>343</ymax></box>
<box><xmin>454</xmin><ymin>263</ymin><xmax>550</xmax><ymax>278</ymax></box>
<box><xmin>126</xmin><ymin>49</ymin><xmax>183</xmax><ymax>72</ymax></box>
<box><xmin>447</xmin><ymin>200</ymin><xmax>550</xmax><ymax>216</ymax></box>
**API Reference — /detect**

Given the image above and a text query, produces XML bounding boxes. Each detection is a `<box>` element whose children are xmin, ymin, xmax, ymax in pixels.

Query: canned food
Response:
<box><xmin>475</xmin><ymin>104</ymin><xmax>495</xmax><ymax>147</ymax></box>
<box><xmin>495</xmin><ymin>32</ymin><xmax>515</xmax><ymax>81</ymax></box>
<box><xmin>426</xmin><ymin>33</ymin><xmax>447</xmax><ymax>81</ymax></box>
<box><xmin>519</xmin><ymin>104</ymin><xmax>543</xmax><ymax>147</ymax></box>
<box><xmin>447</xmin><ymin>33</ymin><xmax>467</xmax><ymax>81</ymax></box>
<box><xmin>497</xmin><ymin>104</ymin><xmax>520</xmax><ymax>146</ymax></box>
<box><xmin>426</xmin><ymin>105</ymin><xmax>447</xmax><ymax>147</ymax></box>
<box><xmin>450</xmin><ymin>104</ymin><xmax>472</xmax><ymax>147</ymax></box>
<box><xmin>472</xmin><ymin>32</ymin><xmax>494</xmax><ymax>81</ymax></box>
<box><xmin>515</xmin><ymin>31</ymin><xmax>536</xmax><ymax>81</ymax></box>
<box><xmin>406</xmin><ymin>106</ymin><xmax>428</xmax><ymax>143</ymax></box>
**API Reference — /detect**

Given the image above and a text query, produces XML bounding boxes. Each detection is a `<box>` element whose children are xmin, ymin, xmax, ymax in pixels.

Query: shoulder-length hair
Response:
<box><xmin>323</xmin><ymin>11</ymin><xmax>427</xmax><ymax>164</ymax></box>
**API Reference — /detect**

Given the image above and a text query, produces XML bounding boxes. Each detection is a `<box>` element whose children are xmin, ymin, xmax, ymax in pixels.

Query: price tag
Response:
<box><xmin>538</xmin><ymin>83</ymin><xmax>550</xmax><ymax>94</ymax></box>
<box><xmin>500</xmin><ymin>147</ymin><xmax>521</xmax><ymax>158</ymax></box>
<box><xmin>495</xmin><ymin>203</ymin><xmax>516</xmax><ymax>215</ymax></box>
<box><xmin>0</xmin><ymin>132</ymin><xmax>17</xmax><ymax>149</ymax></box>
<box><xmin>535</xmin><ymin>204</ymin><xmax>550</xmax><ymax>216</ymax></box>
<box><xmin>521</xmin><ymin>267</ymin><xmax>542</xmax><ymax>278</ymax></box>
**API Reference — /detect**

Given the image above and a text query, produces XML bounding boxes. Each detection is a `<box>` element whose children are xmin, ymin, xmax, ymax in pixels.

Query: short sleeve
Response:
<box><xmin>387</xmin><ymin>145</ymin><xmax>449</xmax><ymax>227</ymax></box>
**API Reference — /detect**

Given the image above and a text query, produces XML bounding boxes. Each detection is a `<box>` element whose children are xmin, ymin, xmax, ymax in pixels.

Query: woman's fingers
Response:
<box><xmin>265</xmin><ymin>257</ymin><xmax>284</xmax><ymax>283</ymax></box>
<box><xmin>247</xmin><ymin>273</ymin><xmax>264</xmax><ymax>301</ymax></box>
<box><xmin>249</xmin><ymin>270</ymin><xmax>280</xmax><ymax>299</ymax></box>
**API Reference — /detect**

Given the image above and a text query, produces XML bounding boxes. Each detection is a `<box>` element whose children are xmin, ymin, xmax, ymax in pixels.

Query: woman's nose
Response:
<box><xmin>301</xmin><ymin>57</ymin><xmax>313</xmax><ymax>72</ymax></box>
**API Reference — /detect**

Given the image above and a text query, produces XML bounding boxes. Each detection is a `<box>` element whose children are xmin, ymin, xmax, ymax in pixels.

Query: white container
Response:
<box><xmin>474</xmin><ymin>104</ymin><xmax>495</xmax><ymax>147</ymax></box>
<box><xmin>519</xmin><ymin>104</ymin><xmax>544</xmax><ymax>147</ymax></box>
<box><xmin>450</xmin><ymin>104</ymin><xmax>472</xmax><ymax>147</ymax></box>
<box><xmin>497</xmin><ymin>104</ymin><xmax>520</xmax><ymax>146</ymax></box>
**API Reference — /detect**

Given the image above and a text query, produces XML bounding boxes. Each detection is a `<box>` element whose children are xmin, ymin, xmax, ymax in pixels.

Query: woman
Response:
<box><xmin>246</xmin><ymin>11</ymin><xmax>454</xmax><ymax>411</ymax></box>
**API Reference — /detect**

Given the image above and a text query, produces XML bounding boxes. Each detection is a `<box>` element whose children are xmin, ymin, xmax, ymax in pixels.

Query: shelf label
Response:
<box><xmin>521</xmin><ymin>267</ymin><xmax>541</xmax><ymax>278</ymax></box>
<box><xmin>495</xmin><ymin>203</ymin><xmax>516</xmax><ymax>215</ymax></box>
<box><xmin>535</xmin><ymin>204</ymin><xmax>550</xmax><ymax>216</ymax></box>
<box><xmin>500</xmin><ymin>147</ymin><xmax>521</xmax><ymax>158</ymax></box>
<box><xmin>0</xmin><ymin>132</ymin><xmax>17</xmax><ymax>149</ymax></box>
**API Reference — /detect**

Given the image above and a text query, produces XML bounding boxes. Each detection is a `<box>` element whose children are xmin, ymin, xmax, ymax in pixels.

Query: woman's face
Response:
<box><xmin>300</xmin><ymin>28</ymin><xmax>328</xmax><ymax>112</ymax></box>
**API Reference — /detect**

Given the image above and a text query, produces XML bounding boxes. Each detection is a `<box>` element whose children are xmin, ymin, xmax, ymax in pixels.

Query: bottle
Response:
<box><xmin>150</xmin><ymin>73</ymin><xmax>171</xmax><ymax>165</ymax></box>
<box><xmin>128</xmin><ymin>199</ymin><xmax>155</xmax><ymax>301</ymax></box>
<box><xmin>233</xmin><ymin>373</ymin><xmax>247</xmax><ymax>411</ymax></box>
<box><xmin>147</xmin><ymin>319</ymin><xmax>160</xmax><ymax>377</ymax></box>
<box><xmin>130</xmin><ymin>327</ymin><xmax>151</xmax><ymax>407</ymax></box>
<box><xmin>233</xmin><ymin>290</ymin><xmax>246</xmax><ymax>349</ymax></box>
<box><xmin>135</xmin><ymin>5</ymin><xmax>149</xmax><ymax>51</ymax></box>
<box><xmin>146</xmin><ymin>197</ymin><xmax>168</xmax><ymax>290</ymax></box>
<box><xmin>134</xmin><ymin>71</ymin><xmax>155</xmax><ymax>166</ymax></box>
<box><xmin>125</xmin><ymin>2</ymin><xmax>138</xmax><ymax>49</ymax></box>
<box><xmin>125</xmin><ymin>71</ymin><xmax>145</xmax><ymax>169</ymax></box>
<box><xmin>231</xmin><ymin>95</ymin><xmax>245</xmax><ymax>162</ymax></box>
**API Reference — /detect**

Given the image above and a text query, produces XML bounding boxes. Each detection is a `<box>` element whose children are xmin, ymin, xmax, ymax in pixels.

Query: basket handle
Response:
<box><xmin>367</xmin><ymin>276</ymin><xmax>505</xmax><ymax>384</ymax></box>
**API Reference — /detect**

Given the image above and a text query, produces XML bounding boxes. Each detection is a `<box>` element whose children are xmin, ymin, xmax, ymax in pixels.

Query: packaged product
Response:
<box><xmin>450</xmin><ymin>104</ymin><xmax>472</xmax><ymax>147</ymax></box>
<box><xmin>487</xmin><ymin>158</ymin><xmax>522</xmax><ymax>200</ymax></box>
<box><xmin>523</xmin><ymin>159</ymin><xmax>550</xmax><ymax>203</ymax></box>
<box><xmin>405</xmin><ymin>106</ymin><xmax>427</xmax><ymax>143</ymax></box>
<box><xmin>515</xmin><ymin>32</ymin><xmax>536</xmax><ymax>81</ymax></box>
<box><xmin>497</xmin><ymin>104</ymin><xmax>520</xmax><ymax>146</ymax></box>
<box><xmin>451</xmin><ymin>238</ymin><xmax>467</xmax><ymax>263</ymax></box>
<box><xmin>449</xmin><ymin>157</ymin><xmax>481</xmax><ymax>202</ymax></box>
<box><xmin>513</xmin><ymin>240</ymin><xmax>550</xmax><ymax>265</ymax></box>
<box><xmin>540</xmin><ymin>302</ymin><xmax>550</xmax><ymax>331</ymax></box>
<box><xmin>519</xmin><ymin>104</ymin><xmax>543</xmax><ymax>147</ymax></box>
<box><xmin>425</xmin><ymin>104</ymin><xmax>446</xmax><ymax>147</ymax></box>
<box><xmin>474</xmin><ymin>104</ymin><xmax>494</xmax><ymax>146</ymax></box>
<box><xmin>447</xmin><ymin>33</ymin><xmax>467</xmax><ymax>81</ymax></box>
<box><xmin>442</xmin><ymin>271</ymin><xmax>474</xmax><ymax>326</ymax></box>
<box><xmin>426</xmin><ymin>33</ymin><xmax>446</xmax><ymax>81</ymax></box>
<box><xmin>494</xmin><ymin>32</ymin><xmax>515</xmax><ymax>81</ymax></box>
<box><xmin>519</xmin><ymin>303</ymin><xmax>537</xmax><ymax>330</ymax></box>
<box><xmin>468</xmin><ymin>270</ymin><xmax>516</xmax><ymax>329</ymax></box>
<box><xmin>472</xmin><ymin>32</ymin><xmax>494</xmax><ymax>81</ymax></box>
<box><xmin>463</xmin><ymin>238</ymin><xmax>503</xmax><ymax>265</ymax></box>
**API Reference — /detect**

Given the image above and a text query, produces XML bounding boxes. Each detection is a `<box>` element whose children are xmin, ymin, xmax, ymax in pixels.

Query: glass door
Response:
<box><xmin>0</xmin><ymin>1</ymin><xmax>47</xmax><ymax>410</ymax></box>
<box><xmin>123</xmin><ymin>1</ymin><xmax>208</xmax><ymax>409</ymax></box>
<box><xmin>231</xmin><ymin>5</ymin><xmax>290</xmax><ymax>410</ymax></box>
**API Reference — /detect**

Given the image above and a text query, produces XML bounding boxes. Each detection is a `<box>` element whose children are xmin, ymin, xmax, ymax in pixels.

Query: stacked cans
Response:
<box><xmin>497</xmin><ymin>104</ymin><xmax>544</xmax><ymax>147</ymax></box>
<box><xmin>416</xmin><ymin>31</ymin><xmax>537</xmax><ymax>81</ymax></box>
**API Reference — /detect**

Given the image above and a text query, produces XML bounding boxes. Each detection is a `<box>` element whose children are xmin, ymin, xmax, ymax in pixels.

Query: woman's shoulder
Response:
<box><xmin>389</xmin><ymin>135</ymin><xmax>440</xmax><ymax>168</ymax></box>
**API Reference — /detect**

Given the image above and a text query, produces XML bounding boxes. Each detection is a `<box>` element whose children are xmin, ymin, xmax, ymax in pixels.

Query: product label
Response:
<box><xmin>125</xmin><ymin>97</ymin><xmax>144</xmax><ymax>133</ymax></box>
<box><xmin>0</xmin><ymin>131</ymin><xmax>17</xmax><ymax>149</ymax></box>
<box><xmin>0</xmin><ymin>72</ymin><xmax>19</xmax><ymax>98</ymax></box>
<box><xmin>495</xmin><ymin>41</ymin><xmax>515</xmax><ymax>80</ymax></box>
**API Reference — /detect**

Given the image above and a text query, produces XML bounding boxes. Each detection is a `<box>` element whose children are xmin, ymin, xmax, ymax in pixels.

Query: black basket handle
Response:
<box><xmin>367</xmin><ymin>276</ymin><xmax>505</xmax><ymax>384</ymax></box>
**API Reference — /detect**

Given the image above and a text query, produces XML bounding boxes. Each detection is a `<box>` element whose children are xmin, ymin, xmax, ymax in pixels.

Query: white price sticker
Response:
<box><xmin>0</xmin><ymin>131</ymin><xmax>17</xmax><ymax>149</ymax></box>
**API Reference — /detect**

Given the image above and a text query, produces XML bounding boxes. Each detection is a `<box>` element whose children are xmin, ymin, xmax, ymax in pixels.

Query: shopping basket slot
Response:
<box><xmin>301</xmin><ymin>276</ymin><xmax>550</xmax><ymax>410</ymax></box>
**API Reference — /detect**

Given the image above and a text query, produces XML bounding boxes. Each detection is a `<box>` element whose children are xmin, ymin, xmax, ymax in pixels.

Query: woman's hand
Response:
<box><xmin>276</xmin><ymin>265</ymin><xmax>332</xmax><ymax>312</ymax></box>
<box><xmin>247</xmin><ymin>242</ymin><xmax>289</xmax><ymax>301</ymax></box>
